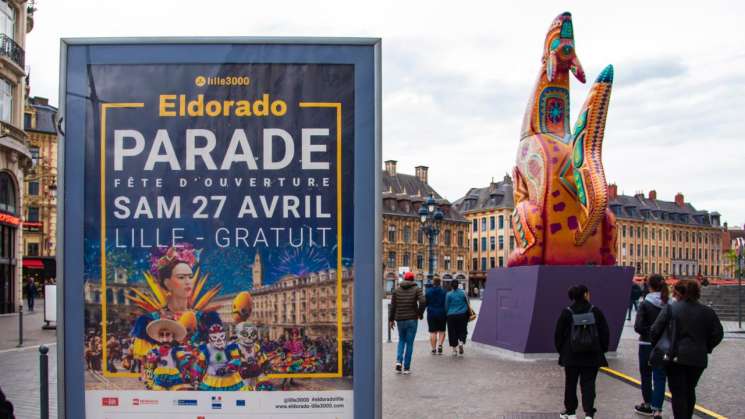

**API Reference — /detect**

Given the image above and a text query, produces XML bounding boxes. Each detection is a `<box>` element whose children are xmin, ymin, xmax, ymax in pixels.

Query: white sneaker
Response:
<box><xmin>452</xmin><ymin>347</ymin><xmax>458</xmax><ymax>356</ymax></box>
<box><xmin>559</xmin><ymin>412</ymin><xmax>576</xmax><ymax>419</ymax></box>
<box><xmin>395</xmin><ymin>362</ymin><xmax>402</xmax><ymax>373</ymax></box>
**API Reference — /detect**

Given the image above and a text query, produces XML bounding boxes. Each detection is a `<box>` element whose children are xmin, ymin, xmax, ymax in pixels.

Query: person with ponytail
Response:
<box><xmin>633</xmin><ymin>274</ymin><xmax>669</xmax><ymax>418</ymax></box>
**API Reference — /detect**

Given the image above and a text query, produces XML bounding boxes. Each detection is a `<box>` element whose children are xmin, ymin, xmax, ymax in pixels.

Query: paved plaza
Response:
<box><xmin>0</xmin><ymin>299</ymin><xmax>742</xmax><ymax>418</ymax></box>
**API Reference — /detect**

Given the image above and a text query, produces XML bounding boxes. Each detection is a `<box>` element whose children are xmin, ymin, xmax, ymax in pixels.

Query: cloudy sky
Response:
<box><xmin>26</xmin><ymin>1</ymin><xmax>745</xmax><ymax>225</ymax></box>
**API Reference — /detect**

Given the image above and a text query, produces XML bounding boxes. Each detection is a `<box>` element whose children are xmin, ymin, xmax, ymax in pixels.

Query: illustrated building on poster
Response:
<box><xmin>381</xmin><ymin>160</ymin><xmax>470</xmax><ymax>294</ymax></box>
<box><xmin>456</xmin><ymin>179</ymin><xmax>731</xmax><ymax>280</ymax></box>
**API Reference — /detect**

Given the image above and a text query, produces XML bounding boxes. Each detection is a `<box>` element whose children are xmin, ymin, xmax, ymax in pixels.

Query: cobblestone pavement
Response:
<box><xmin>0</xmin><ymin>300</ymin><xmax>57</xmax><ymax>351</ymax></box>
<box><xmin>0</xmin><ymin>344</ymin><xmax>58</xmax><ymax>419</ymax></box>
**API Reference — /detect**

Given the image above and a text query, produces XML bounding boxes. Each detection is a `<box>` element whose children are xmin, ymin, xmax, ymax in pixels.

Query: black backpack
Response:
<box><xmin>567</xmin><ymin>306</ymin><xmax>599</xmax><ymax>353</ymax></box>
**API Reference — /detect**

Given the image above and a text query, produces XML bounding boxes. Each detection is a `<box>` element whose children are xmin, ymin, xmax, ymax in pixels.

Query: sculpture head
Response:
<box><xmin>543</xmin><ymin>12</ymin><xmax>585</xmax><ymax>83</ymax></box>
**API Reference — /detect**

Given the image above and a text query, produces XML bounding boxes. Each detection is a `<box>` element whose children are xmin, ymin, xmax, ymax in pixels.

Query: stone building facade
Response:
<box><xmin>381</xmin><ymin>160</ymin><xmax>470</xmax><ymax>293</ymax></box>
<box><xmin>216</xmin><ymin>252</ymin><xmax>354</xmax><ymax>341</ymax></box>
<box><xmin>453</xmin><ymin>175</ymin><xmax>516</xmax><ymax>293</ymax></box>
<box><xmin>0</xmin><ymin>0</ymin><xmax>34</xmax><ymax>314</ymax></box>
<box><xmin>455</xmin><ymin>178</ymin><xmax>731</xmax><ymax>283</ymax></box>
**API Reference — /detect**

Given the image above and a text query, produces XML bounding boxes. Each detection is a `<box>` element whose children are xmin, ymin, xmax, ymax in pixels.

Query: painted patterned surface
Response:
<box><xmin>510</xmin><ymin>12</ymin><xmax>617</xmax><ymax>267</ymax></box>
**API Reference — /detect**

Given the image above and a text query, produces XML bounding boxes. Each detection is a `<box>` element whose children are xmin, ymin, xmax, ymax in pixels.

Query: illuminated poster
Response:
<box><xmin>78</xmin><ymin>58</ymin><xmax>357</xmax><ymax>418</ymax></box>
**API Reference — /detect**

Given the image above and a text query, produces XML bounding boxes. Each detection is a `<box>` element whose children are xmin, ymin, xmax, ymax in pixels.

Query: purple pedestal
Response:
<box><xmin>472</xmin><ymin>265</ymin><xmax>634</xmax><ymax>354</ymax></box>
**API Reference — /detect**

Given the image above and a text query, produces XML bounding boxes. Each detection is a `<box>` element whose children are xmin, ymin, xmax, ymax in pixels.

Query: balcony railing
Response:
<box><xmin>0</xmin><ymin>34</ymin><xmax>24</xmax><ymax>69</ymax></box>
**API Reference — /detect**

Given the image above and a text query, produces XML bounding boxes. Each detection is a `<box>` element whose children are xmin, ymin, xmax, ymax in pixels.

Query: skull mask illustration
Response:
<box><xmin>235</xmin><ymin>322</ymin><xmax>259</xmax><ymax>347</ymax></box>
<box><xmin>207</xmin><ymin>324</ymin><xmax>227</xmax><ymax>350</ymax></box>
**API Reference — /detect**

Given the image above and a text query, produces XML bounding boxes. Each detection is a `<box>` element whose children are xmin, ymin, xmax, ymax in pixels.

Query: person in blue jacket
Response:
<box><xmin>445</xmin><ymin>279</ymin><xmax>470</xmax><ymax>356</ymax></box>
<box><xmin>425</xmin><ymin>278</ymin><xmax>447</xmax><ymax>355</ymax></box>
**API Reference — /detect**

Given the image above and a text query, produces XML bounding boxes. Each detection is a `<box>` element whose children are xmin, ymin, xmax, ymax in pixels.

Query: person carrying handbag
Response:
<box><xmin>445</xmin><ymin>279</ymin><xmax>470</xmax><ymax>356</ymax></box>
<box><xmin>650</xmin><ymin>279</ymin><xmax>723</xmax><ymax>419</ymax></box>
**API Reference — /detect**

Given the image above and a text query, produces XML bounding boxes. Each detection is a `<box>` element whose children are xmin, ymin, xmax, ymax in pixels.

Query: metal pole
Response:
<box><xmin>386</xmin><ymin>301</ymin><xmax>392</xmax><ymax>343</ymax></box>
<box><xmin>40</xmin><ymin>345</ymin><xmax>49</xmax><ymax>419</ymax></box>
<box><xmin>738</xmin><ymin>256</ymin><xmax>742</xmax><ymax>329</ymax></box>
<box><xmin>16</xmin><ymin>304</ymin><xmax>23</xmax><ymax>347</ymax></box>
<box><xmin>428</xmin><ymin>228</ymin><xmax>435</xmax><ymax>285</ymax></box>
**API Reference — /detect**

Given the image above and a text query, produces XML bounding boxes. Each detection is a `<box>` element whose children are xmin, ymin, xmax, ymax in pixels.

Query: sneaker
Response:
<box><xmin>559</xmin><ymin>411</ymin><xmax>576</xmax><ymax>419</ymax></box>
<box><xmin>431</xmin><ymin>348</ymin><xmax>437</xmax><ymax>355</ymax></box>
<box><xmin>635</xmin><ymin>403</ymin><xmax>654</xmax><ymax>416</ymax></box>
<box><xmin>437</xmin><ymin>345</ymin><xmax>443</xmax><ymax>354</ymax></box>
<box><xmin>395</xmin><ymin>362</ymin><xmax>402</xmax><ymax>373</ymax></box>
<box><xmin>402</xmin><ymin>368</ymin><xmax>411</xmax><ymax>375</ymax></box>
<box><xmin>458</xmin><ymin>344</ymin><xmax>464</xmax><ymax>355</ymax></box>
<box><xmin>452</xmin><ymin>347</ymin><xmax>458</xmax><ymax>356</ymax></box>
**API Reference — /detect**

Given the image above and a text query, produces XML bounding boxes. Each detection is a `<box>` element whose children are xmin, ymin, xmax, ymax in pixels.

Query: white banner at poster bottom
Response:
<box><xmin>86</xmin><ymin>390</ymin><xmax>353</xmax><ymax>419</ymax></box>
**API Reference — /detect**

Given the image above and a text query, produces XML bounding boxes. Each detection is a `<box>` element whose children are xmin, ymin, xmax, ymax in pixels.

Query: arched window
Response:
<box><xmin>0</xmin><ymin>172</ymin><xmax>16</xmax><ymax>214</ymax></box>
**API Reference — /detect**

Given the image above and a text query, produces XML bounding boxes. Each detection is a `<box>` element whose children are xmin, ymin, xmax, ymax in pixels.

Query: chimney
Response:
<box><xmin>675</xmin><ymin>193</ymin><xmax>685</xmax><ymax>208</ymax></box>
<box><xmin>489</xmin><ymin>177</ymin><xmax>497</xmax><ymax>193</ymax></box>
<box><xmin>648</xmin><ymin>190</ymin><xmax>657</xmax><ymax>200</ymax></box>
<box><xmin>415</xmin><ymin>165</ymin><xmax>429</xmax><ymax>184</ymax></box>
<box><xmin>607</xmin><ymin>183</ymin><xmax>618</xmax><ymax>201</ymax></box>
<box><xmin>384</xmin><ymin>160</ymin><xmax>397</xmax><ymax>177</ymax></box>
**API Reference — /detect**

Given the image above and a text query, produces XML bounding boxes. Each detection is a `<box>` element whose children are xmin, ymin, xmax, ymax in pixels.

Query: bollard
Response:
<box><xmin>16</xmin><ymin>304</ymin><xmax>23</xmax><ymax>347</ymax></box>
<box><xmin>39</xmin><ymin>345</ymin><xmax>49</xmax><ymax>419</ymax></box>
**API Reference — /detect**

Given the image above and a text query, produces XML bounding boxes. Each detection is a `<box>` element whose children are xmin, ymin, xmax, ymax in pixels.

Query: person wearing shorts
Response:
<box><xmin>425</xmin><ymin>278</ymin><xmax>447</xmax><ymax>354</ymax></box>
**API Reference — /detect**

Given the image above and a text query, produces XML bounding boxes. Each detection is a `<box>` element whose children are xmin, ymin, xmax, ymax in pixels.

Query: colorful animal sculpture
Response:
<box><xmin>508</xmin><ymin>12</ymin><xmax>617</xmax><ymax>266</ymax></box>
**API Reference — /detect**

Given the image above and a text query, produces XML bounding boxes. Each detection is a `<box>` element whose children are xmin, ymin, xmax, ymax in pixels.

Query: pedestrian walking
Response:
<box><xmin>554</xmin><ymin>284</ymin><xmax>610</xmax><ymax>419</ymax></box>
<box><xmin>445</xmin><ymin>279</ymin><xmax>469</xmax><ymax>356</ymax></box>
<box><xmin>633</xmin><ymin>274</ymin><xmax>669</xmax><ymax>418</ymax></box>
<box><xmin>650</xmin><ymin>279</ymin><xmax>723</xmax><ymax>419</ymax></box>
<box><xmin>0</xmin><ymin>386</ymin><xmax>14</xmax><ymax>419</ymax></box>
<box><xmin>627</xmin><ymin>280</ymin><xmax>642</xmax><ymax>320</ymax></box>
<box><xmin>23</xmin><ymin>278</ymin><xmax>37</xmax><ymax>312</ymax></box>
<box><xmin>388</xmin><ymin>271</ymin><xmax>425</xmax><ymax>375</ymax></box>
<box><xmin>425</xmin><ymin>278</ymin><xmax>447</xmax><ymax>355</ymax></box>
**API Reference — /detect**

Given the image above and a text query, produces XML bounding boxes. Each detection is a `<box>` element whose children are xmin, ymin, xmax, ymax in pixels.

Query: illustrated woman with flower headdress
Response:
<box><xmin>128</xmin><ymin>244</ymin><xmax>222</xmax><ymax>379</ymax></box>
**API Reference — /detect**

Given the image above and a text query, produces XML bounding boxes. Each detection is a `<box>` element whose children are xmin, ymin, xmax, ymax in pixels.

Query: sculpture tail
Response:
<box><xmin>571</xmin><ymin>65</ymin><xmax>613</xmax><ymax>245</ymax></box>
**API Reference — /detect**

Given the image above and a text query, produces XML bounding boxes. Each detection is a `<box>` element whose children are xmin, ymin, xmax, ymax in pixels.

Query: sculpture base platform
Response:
<box><xmin>472</xmin><ymin>265</ymin><xmax>634</xmax><ymax>354</ymax></box>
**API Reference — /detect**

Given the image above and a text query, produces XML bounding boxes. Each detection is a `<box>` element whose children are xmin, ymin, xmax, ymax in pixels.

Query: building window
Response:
<box><xmin>0</xmin><ymin>2</ymin><xmax>14</xmax><ymax>40</ymax></box>
<box><xmin>498</xmin><ymin>215</ymin><xmax>504</xmax><ymax>229</ymax></box>
<box><xmin>651</xmin><ymin>246</ymin><xmax>655</xmax><ymax>257</ymax></box>
<box><xmin>490</xmin><ymin>216</ymin><xmax>495</xmax><ymax>230</ymax></box>
<box><xmin>637</xmin><ymin>244</ymin><xmax>641</xmax><ymax>256</ymax></box>
<box><xmin>402</xmin><ymin>253</ymin><xmax>410</xmax><ymax>267</ymax></box>
<box><xmin>622</xmin><ymin>225</ymin><xmax>626</xmax><ymax>237</ymax></box>
<box><xmin>509</xmin><ymin>236</ymin><xmax>514</xmax><ymax>250</ymax></box>
<box><xmin>471</xmin><ymin>257</ymin><xmax>477</xmax><ymax>271</ymax></box>
<box><xmin>498</xmin><ymin>256</ymin><xmax>504</xmax><ymax>267</ymax></box>
<box><xmin>472</xmin><ymin>219</ymin><xmax>477</xmax><ymax>232</ymax></box>
<box><xmin>0</xmin><ymin>77</ymin><xmax>11</xmax><ymax>124</ymax></box>
<box><xmin>387</xmin><ymin>225</ymin><xmax>395</xmax><ymax>242</ymax></box>
<box><xmin>637</xmin><ymin>227</ymin><xmax>641</xmax><ymax>237</ymax></box>
<box><xmin>402</xmin><ymin>226</ymin><xmax>410</xmax><ymax>243</ymax></box>
<box><xmin>490</xmin><ymin>236</ymin><xmax>495</xmax><ymax>251</ymax></box>
<box><xmin>417</xmin><ymin>254</ymin><xmax>424</xmax><ymax>270</ymax></box>
<box><xmin>629</xmin><ymin>244</ymin><xmax>633</xmax><ymax>256</ymax></box>
<box><xmin>457</xmin><ymin>257</ymin><xmax>464</xmax><ymax>271</ymax></box>
<box><xmin>621</xmin><ymin>244</ymin><xmax>626</xmax><ymax>257</ymax></box>
<box><xmin>27</xmin><ymin>207</ymin><xmax>40</xmax><ymax>222</ymax></box>
<box><xmin>26</xmin><ymin>242</ymin><xmax>39</xmax><ymax>256</ymax></box>
<box><xmin>0</xmin><ymin>172</ymin><xmax>16</xmax><ymax>214</ymax></box>
<box><xmin>481</xmin><ymin>237</ymin><xmax>487</xmax><ymax>251</ymax></box>
<box><xmin>444</xmin><ymin>230</ymin><xmax>451</xmax><ymax>246</ymax></box>
<box><xmin>472</xmin><ymin>239</ymin><xmax>477</xmax><ymax>251</ymax></box>
<box><xmin>498</xmin><ymin>236</ymin><xmax>504</xmax><ymax>250</ymax></box>
<box><xmin>644</xmin><ymin>262</ymin><xmax>648</xmax><ymax>274</ymax></box>
<box><xmin>29</xmin><ymin>147</ymin><xmax>40</xmax><ymax>167</ymax></box>
<box><xmin>651</xmin><ymin>229</ymin><xmax>655</xmax><ymax>240</ymax></box>
<box><xmin>489</xmin><ymin>257</ymin><xmax>495</xmax><ymax>269</ymax></box>
<box><xmin>481</xmin><ymin>217</ymin><xmax>486</xmax><ymax>231</ymax></box>
<box><xmin>481</xmin><ymin>257</ymin><xmax>486</xmax><ymax>271</ymax></box>
<box><xmin>417</xmin><ymin>229</ymin><xmax>423</xmax><ymax>244</ymax></box>
<box><xmin>387</xmin><ymin>251</ymin><xmax>396</xmax><ymax>267</ymax></box>
<box><xmin>27</xmin><ymin>180</ymin><xmax>39</xmax><ymax>196</ymax></box>
<box><xmin>457</xmin><ymin>231</ymin><xmax>464</xmax><ymax>248</ymax></box>
<box><xmin>629</xmin><ymin>227</ymin><xmax>634</xmax><ymax>238</ymax></box>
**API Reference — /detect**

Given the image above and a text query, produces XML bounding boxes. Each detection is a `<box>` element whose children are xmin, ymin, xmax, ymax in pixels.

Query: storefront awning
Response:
<box><xmin>23</xmin><ymin>258</ymin><xmax>45</xmax><ymax>270</ymax></box>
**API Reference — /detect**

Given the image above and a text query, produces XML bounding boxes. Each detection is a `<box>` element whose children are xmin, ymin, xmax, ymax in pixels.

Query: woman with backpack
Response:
<box><xmin>633</xmin><ymin>274</ymin><xmax>669</xmax><ymax>418</ymax></box>
<box><xmin>650</xmin><ymin>279</ymin><xmax>723</xmax><ymax>419</ymax></box>
<box><xmin>554</xmin><ymin>284</ymin><xmax>610</xmax><ymax>419</ymax></box>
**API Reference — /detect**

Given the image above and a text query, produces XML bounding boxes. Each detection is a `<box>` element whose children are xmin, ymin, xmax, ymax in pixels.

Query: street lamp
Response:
<box><xmin>419</xmin><ymin>194</ymin><xmax>444</xmax><ymax>287</ymax></box>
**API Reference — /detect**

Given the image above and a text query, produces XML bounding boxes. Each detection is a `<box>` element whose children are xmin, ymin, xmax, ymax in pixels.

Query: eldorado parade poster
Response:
<box><xmin>79</xmin><ymin>59</ymin><xmax>356</xmax><ymax>418</ymax></box>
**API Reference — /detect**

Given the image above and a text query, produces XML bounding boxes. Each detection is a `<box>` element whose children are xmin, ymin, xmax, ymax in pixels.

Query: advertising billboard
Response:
<box><xmin>59</xmin><ymin>39</ymin><xmax>381</xmax><ymax>419</ymax></box>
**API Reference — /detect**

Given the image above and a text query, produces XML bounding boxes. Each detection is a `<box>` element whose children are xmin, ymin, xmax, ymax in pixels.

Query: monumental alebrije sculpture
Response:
<box><xmin>508</xmin><ymin>12</ymin><xmax>617</xmax><ymax>267</ymax></box>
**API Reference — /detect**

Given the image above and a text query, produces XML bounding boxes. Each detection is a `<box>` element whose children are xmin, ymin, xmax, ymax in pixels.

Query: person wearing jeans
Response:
<box><xmin>388</xmin><ymin>272</ymin><xmax>425</xmax><ymax>374</ymax></box>
<box><xmin>634</xmin><ymin>274</ymin><xmax>669</xmax><ymax>418</ymax></box>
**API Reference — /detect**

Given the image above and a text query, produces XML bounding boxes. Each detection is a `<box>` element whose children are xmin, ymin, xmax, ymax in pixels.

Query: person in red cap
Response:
<box><xmin>388</xmin><ymin>271</ymin><xmax>425</xmax><ymax>374</ymax></box>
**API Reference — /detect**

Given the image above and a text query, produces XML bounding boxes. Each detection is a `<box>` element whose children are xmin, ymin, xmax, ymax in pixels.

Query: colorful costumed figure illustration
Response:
<box><xmin>144</xmin><ymin>318</ymin><xmax>193</xmax><ymax>390</ymax></box>
<box><xmin>509</xmin><ymin>11</ymin><xmax>617</xmax><ymax>267</ymax></box>
<box><xmin>193</xmin><ymin>324</ymin><xmax>245</xmax><ymax>391</ymax></box>
<box><xmin>234</xmin><ymin>321</ymin><xmax>272</xmax><ymax>390</ymax></box>
<box><xmin>127</xmin><ymin>245</ymin><xmax>223</xmax><ymax>384</ymax></box>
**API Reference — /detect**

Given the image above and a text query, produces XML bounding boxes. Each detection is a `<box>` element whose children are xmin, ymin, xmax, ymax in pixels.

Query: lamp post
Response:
<box><xmin>734</xmin><ymin>238</ymin><xmax>745</xmax><ymax>329</ymax></box>
<box><xmin>419</xmin><ymin>194</ymin><xmax>444</xmax><ymax>288</ymax></box>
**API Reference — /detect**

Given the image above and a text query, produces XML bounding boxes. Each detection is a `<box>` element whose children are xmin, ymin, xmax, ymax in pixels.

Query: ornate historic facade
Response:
<box><xmin>457</xmin><ymin>179</ymin><xmax>732</xmax><ymax>282</ymax></box>
<box><xmin>0</xmin><ymin>0</ymin><xmax>34</xmax><ymax>313</ymax></box>
<box><xmin>381</xmin><ymin>160</ymin><xmax>470</xmax><ymax>293</ymax></box>
<box><xmin>215</xmin><ymin>252</ymin><xmax>354</xmax><ymax>341</ymax></box>
<box><xmin>453</xmin><ymin>175</ymin><xmax>517</xmax><ymax>293</ymax></box>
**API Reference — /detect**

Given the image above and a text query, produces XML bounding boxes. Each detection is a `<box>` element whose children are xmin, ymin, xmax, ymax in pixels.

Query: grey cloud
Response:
<box><xmin>616</xmin><ymin>57</ymin><xmax>688</xmax><ymax>87</ymax></box>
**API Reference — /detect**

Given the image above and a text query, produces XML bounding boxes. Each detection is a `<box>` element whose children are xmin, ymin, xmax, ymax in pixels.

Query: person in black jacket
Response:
<box><xmin>633</xmin><ymin>274</ymin><xmax>669</xmax><ymax>418</ymax></box>
<box><xmin>554</xmin><ymin>285</ymin><xmax>610</xmax><ymax>419</ymax></box>
<box><xmin>650</xmin><ymin>279</ymin><xmax>723</xmax><ymax>419</ymax></box>
<box><xmin>0</xmin><ymin>386</ymin><xmax>14</xmax><ymax>419</ymax></box>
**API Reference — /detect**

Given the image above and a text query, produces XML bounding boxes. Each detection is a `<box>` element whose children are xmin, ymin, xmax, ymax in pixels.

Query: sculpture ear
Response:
<box><xmin>571</xmin><ymin>56</ymin><xmax>586</xmax><ymax>83</ymax></box>
<box><xmin>546</xmin><ymin>51</ymin><xmax>557</xmax><ymax>82</ymax></box>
